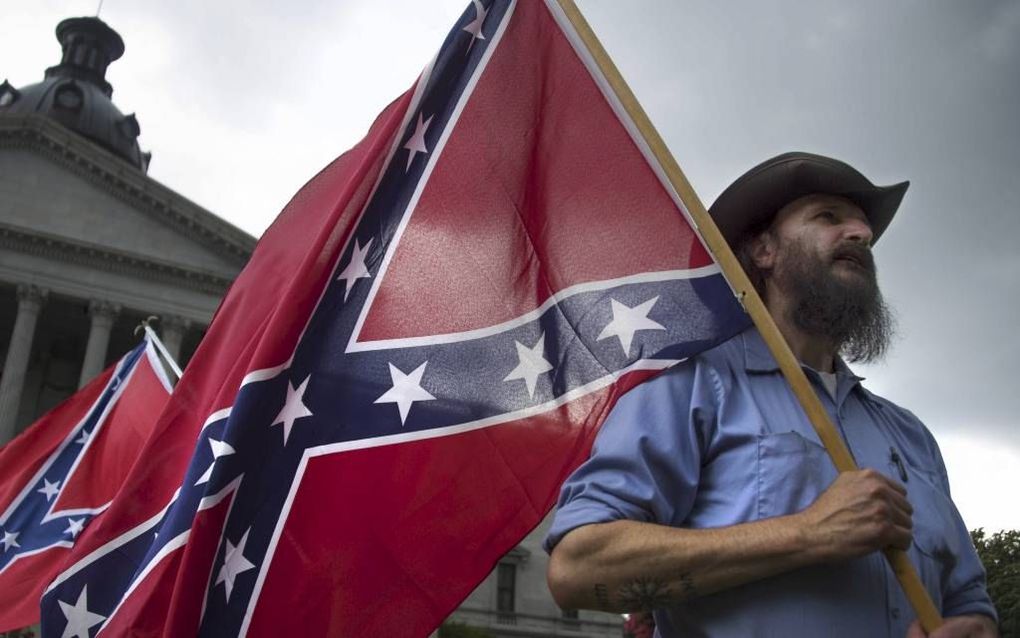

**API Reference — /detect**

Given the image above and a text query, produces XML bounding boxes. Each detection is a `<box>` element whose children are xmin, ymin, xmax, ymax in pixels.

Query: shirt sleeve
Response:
<box><xmin>925</xmin><ymin>432</ymin><xmax>999</xmax><ymax>623</ymax></box>
<box><xmin>543</xmin><ymin>360</ymin><xmax>719</xmax><ymax>552</ymax></box>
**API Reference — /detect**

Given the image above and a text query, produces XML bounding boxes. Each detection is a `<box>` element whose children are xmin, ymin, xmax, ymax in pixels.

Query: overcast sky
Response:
<box><xmin>3</xmin><ymin>1</ymin><xmax>1018</xmax><ymax>532</ymax></box>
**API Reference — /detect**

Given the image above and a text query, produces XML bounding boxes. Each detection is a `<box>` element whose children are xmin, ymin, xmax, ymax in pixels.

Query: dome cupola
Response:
<box><xmin>0</xmin><ymin>17</ymin><xmax>151</xmax><ymax>171</ymax></box>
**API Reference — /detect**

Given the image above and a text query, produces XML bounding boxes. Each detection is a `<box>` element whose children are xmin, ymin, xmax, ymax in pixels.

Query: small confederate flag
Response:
<box><xmin>40</xmin><ymin>1</ymin><xmax>748</xmax><ymax>636</ymax></box>
<box><xmin>0</xmin><ymin>338</ymin><xmax>172</xmax><ymax>631</ymax></box>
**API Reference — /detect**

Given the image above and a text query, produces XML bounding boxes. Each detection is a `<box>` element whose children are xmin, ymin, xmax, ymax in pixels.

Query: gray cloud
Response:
<box><xmin>580</xmin><ymin>1</ymin><xmax>1020</xmax><ymax>454</ymax></box>
<box><xmin>3</xmin><ymin>0</ymin><xmax>1017</xmax><ymax>526</ymax></box>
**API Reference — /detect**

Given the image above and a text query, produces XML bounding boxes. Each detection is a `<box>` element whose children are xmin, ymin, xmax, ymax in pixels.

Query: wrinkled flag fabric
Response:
<box><xmin>40</xmin><ymin>1</ymin><xmax>749</xmax><ymax>636</ymax></box>
<box><xmin>0</xmin><ymin>338</ymin><xmax>171</xmax><ymax>631</ymax></box>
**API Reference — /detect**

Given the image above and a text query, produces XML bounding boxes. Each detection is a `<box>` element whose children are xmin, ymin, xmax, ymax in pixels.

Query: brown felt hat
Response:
<box><xmin>709</xmin><ymin>152</ymin><xmax>909</xmax><ymax>245</ymax></box>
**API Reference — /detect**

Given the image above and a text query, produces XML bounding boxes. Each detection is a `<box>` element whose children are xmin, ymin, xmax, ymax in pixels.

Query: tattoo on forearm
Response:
<box><xmin>616</xmin><ymin>577</ymin><xmax>673</xmax><ymax>611</ymax></box>
<box><xmin>593</xmin><ymin>583</ymin><xmax>610</xmax><ymax>611</ymax></box>
<box><xmin>678</xmin><ymin>572</ymin><xmax>697</xmax><ymax>600</ymax></box>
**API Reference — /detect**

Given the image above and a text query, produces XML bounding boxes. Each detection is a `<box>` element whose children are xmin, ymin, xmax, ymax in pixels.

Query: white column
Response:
<box><xmin>78</xmin><ymin>299</ymin><xmax>121</xmax><ymax>388</ymax></box>
<box><xmin>0</xmin><ymin>284</ymin><xmax>47</xmax><ymax>444</ymax></box>
<box><xmin>160</xmin><ymin>315</ymin><xmax>191</xmax><ymax>365</ymax></box>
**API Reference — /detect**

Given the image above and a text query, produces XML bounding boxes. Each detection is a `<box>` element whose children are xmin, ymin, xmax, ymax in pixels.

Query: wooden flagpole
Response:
<box><xmin>553</xmin><ymin>0</ymin><xmax>942</xmax><ymax>631</ymax></box>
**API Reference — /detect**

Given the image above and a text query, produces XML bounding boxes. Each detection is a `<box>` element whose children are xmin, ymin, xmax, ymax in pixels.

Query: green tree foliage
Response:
<box><xmin>437</xmin><ymin>621</ymin><xmax>496</xmax><ymax>638</ymax></box>
<box><xmin>971</xmin><ymin>528</ymin><xmax>1020</xmax><ymax>637</ymax></box>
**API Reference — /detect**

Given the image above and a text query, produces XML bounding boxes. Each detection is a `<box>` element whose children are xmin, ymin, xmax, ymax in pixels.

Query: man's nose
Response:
<box><xmin>844</xmin><ymin>217</ymin><xmax>874</xmax><ymax>246</ymax></box>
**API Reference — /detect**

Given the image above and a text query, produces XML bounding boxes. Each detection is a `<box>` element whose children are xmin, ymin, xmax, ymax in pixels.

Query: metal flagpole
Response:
<box><xmin>134</xmin><ymin>317</ymin><xmax>184</xmax><ymax>380</ymax></box>
<box><xmin>552</xmin><ymin>0</ymin><xmax>943</xmax><ymax>631</ymax></box>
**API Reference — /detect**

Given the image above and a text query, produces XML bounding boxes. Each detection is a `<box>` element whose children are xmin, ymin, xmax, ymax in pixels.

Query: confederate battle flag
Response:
<box><xmin>0</xmin><ymin>338</ymin><xmax>172</xmax><ymax>631</ymax></box>
<box><xmin>39</xmin><ymin>1</ymin><xmax>748</xmax><ymax>636</ymax></box>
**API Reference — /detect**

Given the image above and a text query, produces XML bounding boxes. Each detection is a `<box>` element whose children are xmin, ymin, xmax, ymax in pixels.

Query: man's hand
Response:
<box><xmin>797</xmin><ymin>468</ymin><xmax>913</xmax><ymax>562</ymax></box>
<box><xmin>905</xmin><ymin>615</ymin><xmax>999</xmax><ymax>637</ymax></box>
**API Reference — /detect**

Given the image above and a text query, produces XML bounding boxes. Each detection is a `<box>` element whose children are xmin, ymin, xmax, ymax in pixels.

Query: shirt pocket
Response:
<box><xmin>900</xmin><ymin>458</ymin><xmax>960</xmax><ymax>591</ymax></box>
<box><xmin>756</xmin><ymin>430</ymin><xmax>839</xmax><ymax>520</ymax></box>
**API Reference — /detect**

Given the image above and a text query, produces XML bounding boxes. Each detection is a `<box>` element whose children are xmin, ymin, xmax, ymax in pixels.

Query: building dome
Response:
<box><xmin>0</xmin><ymin>17</ymin><xmax>150</xmax><ymax>171</ymax></box>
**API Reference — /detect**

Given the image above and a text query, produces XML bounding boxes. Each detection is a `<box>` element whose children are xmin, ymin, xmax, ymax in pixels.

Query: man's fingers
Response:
<box><xmin>928</xmin><ymin>614</ymin><xmax>997</xmax><ymax>638</ymax></box>
<box><xmin>885</xmin><ymin>487</ymin><xmax>914</xmax><ymax>550</ymax></box>
<box><xmin>866</xmin><ymin>475</ymin><xmax>913</xmax><ymax>551</ymax></box>
<box><xmin>812</xmin><ymin>469</ymin><xmax>920</xmax><ymax>559</ymax></box>
<box><xmin>882</xmin><ymin>473</ymin><xmax>909</xmax><ymax>497</ymax></box>
<box><xmin>889</xmin><ymin>524</ymin><xmax>913</xmax><ymax>551</ymax></box>
<box><xmin>885</xmin><ymin>481</ymin><xmax>918</xmax><ymax>512</ymax></box>
<box><xmin>866</xmin><ymin>469</ymin><xmax>908</xmax><ymax>500</ymax></box>
<box><xmin>904</xmin><ymin>619</ymin><xmax>926</xmax><ymax>638</ymax></box>
<box><xmin>888</xmin><ymin>497</ymin><xmax>913</xmax><ymax>530</ymax></box>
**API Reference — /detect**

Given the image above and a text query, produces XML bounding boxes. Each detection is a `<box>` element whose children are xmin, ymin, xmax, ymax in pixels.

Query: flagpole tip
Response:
<box><xmin>134</xmin><ymin>315</ymin><xmax>160</xmax><ymax>336</ymax></box>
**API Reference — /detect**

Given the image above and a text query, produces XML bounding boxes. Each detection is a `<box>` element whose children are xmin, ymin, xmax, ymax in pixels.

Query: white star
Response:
<box><xmin>271</xmin><ymin>377</ymin><xmax>314</xmax><ymax>445</ymax></box>
<box><xmin>403</xmin><ymin>112</ymin><xmax>434</xmax><ymax>171</ymax></box>
<box><xmin>38</xmin><ymin>478</ymin><xmax>61</xmax><ymax>501</ymax></box>
<box><xmin>503</xmin><ymin>333</ymin><xmax>554</xmax><ymax>399</ymax></box>
<box><xmin>194</xmin><ymin>437</ymin><xmax>237</xmax><ymax>486</ymax></box>
<box><xmin>374</xmin><ymin>362</ymin><xmax>436</xmax><ymax>425</ymax></box>
<box><xmin>1</xmin><ymin>530</ymin><xmax>19</xmax><ymax>551</ymax></box>
<box><xmin>597</xmin><ymin>297</ymin><xmax>666</xmax><ymax>357</ymax></box>
<box><xmin>64</xmin><ymin>518</ymin><xmax>86</xmax><ymax>540</ymax></box>
<box><xmin>336</xmin><ymin>238</ymin><xmax>373</xmax><ymax>301</ymax></box>
<box><xmin>58</xmin><ymin>585</ymin><xmax>106</xmax><ymax>638</ymax></box>
<box><xmin>216</xmin><ymin>529</ymin><xmax>256</xmax><ymax>602</ymax></box>
<box><xmin>462</xmin><ymin>0</ymin><xmax>488</xmax><ymax>50</ymax></box>
<box><xmin>74</xmin><ymin>430</ymin><xmax>89</xmax><ymax>445</ymax></box>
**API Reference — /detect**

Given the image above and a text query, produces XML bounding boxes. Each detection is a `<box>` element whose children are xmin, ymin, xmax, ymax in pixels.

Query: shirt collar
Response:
<box><xmin>740</xmin><ymin>327</ymin><xmax>865</xmax><ymax>383</ymax></box>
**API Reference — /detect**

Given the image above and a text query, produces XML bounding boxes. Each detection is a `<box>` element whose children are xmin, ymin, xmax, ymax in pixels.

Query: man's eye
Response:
<box><xmin>816</xmin><ymin>210</ymin><xmax>836</xmax><ymax>221</ymax></box>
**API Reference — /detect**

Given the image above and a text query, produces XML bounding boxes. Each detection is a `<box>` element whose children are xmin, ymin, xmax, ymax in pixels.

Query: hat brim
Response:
<box><xmin>709</xmin><ymin>152</ymin><xmax>909</xmax><ymax>245</ymax></box>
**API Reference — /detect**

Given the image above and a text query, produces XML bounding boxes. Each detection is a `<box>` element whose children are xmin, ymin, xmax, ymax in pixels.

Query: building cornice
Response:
<box><xmin>0</xmin><ymin>221</ymin><xmax>234</xmax><ymax>296</ymax></box>
<box><xmin>0</xmin><ymin>113</ymin><xmax>257</xmax><ymax>263</ymax></box>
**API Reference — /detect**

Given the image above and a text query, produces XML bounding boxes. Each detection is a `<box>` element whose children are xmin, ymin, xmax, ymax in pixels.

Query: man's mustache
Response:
<box><xmin>831</xmin><ymin>243</ymin><xmax>876</xmax><ymax>274</ymax></box>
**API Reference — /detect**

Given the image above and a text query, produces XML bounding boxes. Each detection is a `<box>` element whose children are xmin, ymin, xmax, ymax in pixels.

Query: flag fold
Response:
<box><xmin>0</xmin><ymin>338</ymin><xmax>172</xmax><ymax>631</ymax></box>
<box><xmin>39</xmin><ymin>1</ymin><xmax>748</xmax><ymax>636</ymax></box>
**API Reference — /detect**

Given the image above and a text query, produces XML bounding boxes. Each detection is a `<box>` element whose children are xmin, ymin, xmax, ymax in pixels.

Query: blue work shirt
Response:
<box><xmin>546</xmin><ymin>328</ymin><xmax>996</xmax><ymax>637</ymax></box>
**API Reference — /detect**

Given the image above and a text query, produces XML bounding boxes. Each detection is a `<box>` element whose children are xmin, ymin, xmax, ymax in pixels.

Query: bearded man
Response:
<box><xmin>544</xmin><ymin>153</ymin><xmax>998</xmax><ymax>637</ymax></box>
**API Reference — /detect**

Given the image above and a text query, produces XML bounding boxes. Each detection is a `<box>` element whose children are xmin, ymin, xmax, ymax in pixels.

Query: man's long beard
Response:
<box><xmin>773</xmin><ymin>239</ymin><xmax>896</xmax><ymax>363</ymax></box>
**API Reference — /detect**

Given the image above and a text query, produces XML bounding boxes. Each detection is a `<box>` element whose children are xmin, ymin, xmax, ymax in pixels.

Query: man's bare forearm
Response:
<box><xmin>547</xmin><ymin>514</ymin><xmax>819</xmax><ymax>613</ymax></box>
<box><xmin>547</xmin><ymin>469</ymin><xmax>913</xmax><ymax>613</ymax></box>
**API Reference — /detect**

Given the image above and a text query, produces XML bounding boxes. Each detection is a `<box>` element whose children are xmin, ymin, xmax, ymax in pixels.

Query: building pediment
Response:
<box><xmin>0</xmin><ymin>222</ymin><xmax>234</xmax><ymax>296</ymax></box>
<box><xmin>0</xmin><ymin>113</ymin><xmax>256</xmax><ymax>277</ymax></box>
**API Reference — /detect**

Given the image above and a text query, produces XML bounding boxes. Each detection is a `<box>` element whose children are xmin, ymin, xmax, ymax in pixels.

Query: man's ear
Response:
<box><xmin>749</xmin><ymin>231</ymin><xmax>777</xmax><ymax>270</ymax></box>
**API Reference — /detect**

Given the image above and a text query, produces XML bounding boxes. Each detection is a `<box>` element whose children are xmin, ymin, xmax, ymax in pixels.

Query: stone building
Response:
<box><xmin>0</xmin><ymin>15</ymin><xmax>621</xmax><ymax>638</ymax></box>
<box><xmin>0</xmin><ymin>16</ymin><xmax>255</xmax><ymax>446</ymax></box>
<box><xmin>444</xmin><ymin>512</ymin><xmax>623</xmax><ymax>637</ymax></box>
